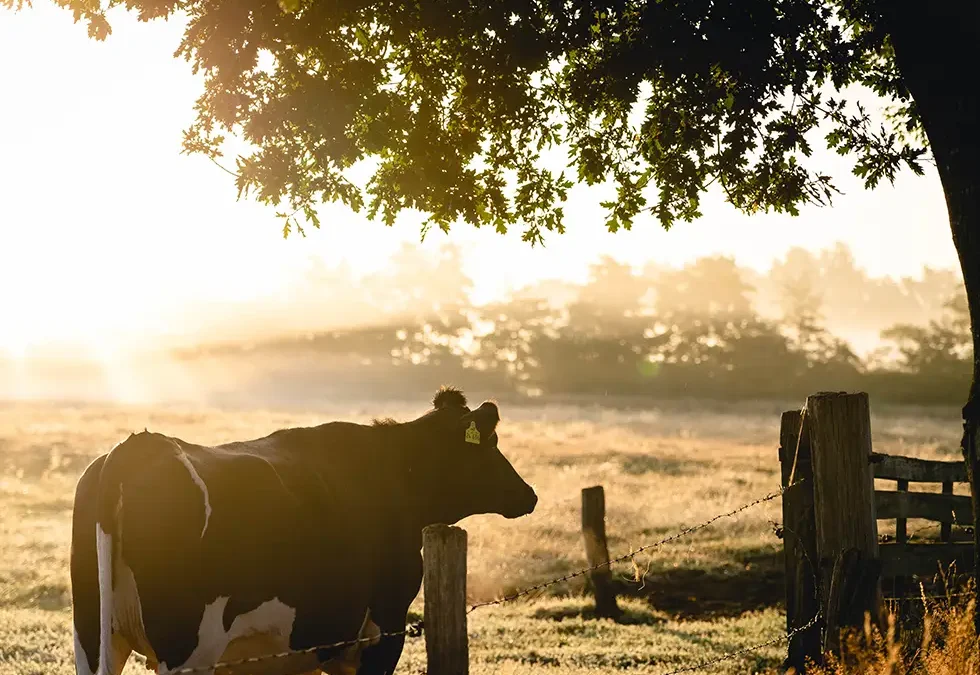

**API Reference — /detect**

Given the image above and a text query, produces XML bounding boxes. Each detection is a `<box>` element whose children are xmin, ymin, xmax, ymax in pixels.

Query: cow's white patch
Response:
<box><xmin>74</xmin><ymin>627</ymin><xmax>94</xmax><ymax>675</ymax></box>
<box><xmin>158</xmin><ymin>597</ymin><xmax>297</xmax><ymax>675</ymax></box>
<box><xmin>96</xmin><ymin>524</ymin><xmax>114</xmax><ymax>675</ymax></box>
<box><xmin>173</xmin><ymin>447</ymin><xmax>212</xmax><ymax>538</ymax></box>
<box><xmin>156</xmin><ymin>599</ymin><xmax>380</xmax><ymax>675</ymax></box>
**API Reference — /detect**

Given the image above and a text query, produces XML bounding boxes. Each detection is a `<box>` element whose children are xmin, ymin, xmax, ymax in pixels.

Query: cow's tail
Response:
<box><xmin>95</xmin><ymin>513</ymin><xmax>114</xmax><ymax>675</ymax></box>
<box><xmin>94</xmin><ymin>439</ymin><xmax>126</xmax><ymax>675</ymax></box>
<box><xmin>94</xmin><ymin>432</ymin><xmax>158</xmax><ymax>675</ymax></box>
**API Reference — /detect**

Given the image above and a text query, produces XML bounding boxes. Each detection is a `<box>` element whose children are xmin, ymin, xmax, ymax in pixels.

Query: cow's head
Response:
<box><xmin>420</xmin><ymin>386</ymin><xmax>537</xmax><ymax>523</ymax></box>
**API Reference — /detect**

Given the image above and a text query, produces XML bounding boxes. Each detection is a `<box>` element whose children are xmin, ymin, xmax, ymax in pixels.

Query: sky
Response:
<box><xmin>0</xmin><ymin>2</ymin><xmax>961</xmax><ymax>358</ymax></box>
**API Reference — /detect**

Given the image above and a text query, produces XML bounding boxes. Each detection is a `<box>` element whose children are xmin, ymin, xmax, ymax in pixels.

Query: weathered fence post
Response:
<box><xmin>423</xmin><ymin>524</ymin><xmax>468</xmax><ymax>675</ymax></box>
<box><xmin>807</xmin><ymin>392</ymin><xmax>882</xmax><ymax>658</ymax></box>
<box><xmin>779</xmin><ymin>409</ymin><xmax>821</xmax><ymax>671</ymax></box>
<box><xmin>581</xmin><ymin>486</ymin><xmax>621</xmax><ymax>618</ymax></box>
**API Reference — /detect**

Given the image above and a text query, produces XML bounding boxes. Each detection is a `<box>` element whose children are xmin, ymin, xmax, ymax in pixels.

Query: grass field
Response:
<box><xmin>0</xmin><ymin>396</ymin><xmax>966</xmax><ymax>674</ymax></box>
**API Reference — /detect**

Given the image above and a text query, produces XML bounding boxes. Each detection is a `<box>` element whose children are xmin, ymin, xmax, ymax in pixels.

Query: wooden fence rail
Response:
<box><xmin>870</xmin><ymin>447</ymin><xmax>973</xmax><ymax>600</ymax></box>
<box><xmin>874</xmin><ymin>490</ymin><xmax>971</xmax><ymax>524</ymax></box>
<box><xmin>879</xmin><ymin>543</ymin><xmax>974</xmax><ymax>578</ymax></box>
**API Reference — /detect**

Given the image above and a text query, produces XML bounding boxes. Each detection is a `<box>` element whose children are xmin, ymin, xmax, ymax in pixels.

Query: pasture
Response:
<box><xmin>0</xmin><ymin>397</ymin><xmax>965</xmax><ymax>674</ymax></box>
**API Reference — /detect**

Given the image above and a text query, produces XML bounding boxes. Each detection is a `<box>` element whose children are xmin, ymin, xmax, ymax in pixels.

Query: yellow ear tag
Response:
<box><xmin>465</xmin><ymin>421</ymin><xmax>481</xmax><ymax>445</ymax></box>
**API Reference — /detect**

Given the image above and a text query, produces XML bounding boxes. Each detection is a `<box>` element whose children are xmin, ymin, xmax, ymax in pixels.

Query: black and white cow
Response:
<box><xmin>70</xmin><ymin>387</ymin><xmax>537</xmax><ymax>675</ymax></box>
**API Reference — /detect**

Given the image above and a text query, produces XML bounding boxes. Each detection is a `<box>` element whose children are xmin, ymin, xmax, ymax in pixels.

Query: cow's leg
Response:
<box><xmin>356</xmin><ymin>547</ymin><xmax>420</xmax><ymax>675</ymax></box>
<box><xmin>71</xmin><ymin>457</ymin><xmax>106</xmax><ymax>675</ymax></box>
<box><xmin>318</xmin><ymin>611</ymin><xmax>381</xmax><ymax>675</ymax></box>
<box><xmin>354</xmin><ymin>633</ymin><xmax>405</xmax><ymax>675</ymax></box>
<box><xmin>354</xmin><ymin>599</ymin><xmax>411</xmax><ymax>675</ymax></box>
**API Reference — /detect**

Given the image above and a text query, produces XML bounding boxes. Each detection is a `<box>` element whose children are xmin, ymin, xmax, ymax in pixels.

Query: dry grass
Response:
<box><xmin>0</xmin><ymin>397</ymin><xmax>970</xmax><ymax>674</ymax></box>
<box><xmin>804</xmin><ymin>592</ymin><xmax>979</xmax><ymax>675</ymax></box>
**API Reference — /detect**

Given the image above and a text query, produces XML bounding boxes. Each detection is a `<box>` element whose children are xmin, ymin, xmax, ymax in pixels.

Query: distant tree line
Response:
<box><xmin>175</xmin><ymin>243</ymin><xmax>970</xmax><ymax>405</ymax></box>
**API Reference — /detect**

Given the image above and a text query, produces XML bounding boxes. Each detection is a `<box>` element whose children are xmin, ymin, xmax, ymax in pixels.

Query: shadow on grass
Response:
<box><xmin>488</xmin><ymin>547</ymin><xmax>786</xmax><ymax>623</ymax></box>
<box><xmin>531</xmin><ymin>602</ymin><xmax>666</xmax><ymax>626</ymax></box>
<box><xmin>520</xmin><ymin>549</ymin><xmax>785</xmax><ymax>625</ymax></box>
<box><xmin>616</xmin><ymin>549</ymin><xmax>786</xmax><ymax>620</ymax></box>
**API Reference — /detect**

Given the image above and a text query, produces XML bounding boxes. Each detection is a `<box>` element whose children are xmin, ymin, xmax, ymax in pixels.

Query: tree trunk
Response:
<box><xmin>882</xmin><ymin>0</ymin><xmax>980</xmax><ymax>634</ymax></box>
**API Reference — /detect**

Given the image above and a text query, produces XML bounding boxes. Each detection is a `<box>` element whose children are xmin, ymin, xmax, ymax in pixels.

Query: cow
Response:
<box><xmin>70</xmin><ymin>387</ymin><xmax>537</xmax><ymax>675</ymax></box>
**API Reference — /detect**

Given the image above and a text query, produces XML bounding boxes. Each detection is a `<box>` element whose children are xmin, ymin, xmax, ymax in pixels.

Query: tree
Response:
<box><xmin>778</xmin><ymin>275</ymin><xmax>862</xmax><ymax>393</ymax></box>
<box><xmin>568</xmin><ymin>256</ymin><xmax>647</xmax><ymax>335</ymax></box>
<box><xmin>654</xmin><ymin>256</ymin><xmax>754</xmax><ymax>319</ymax></box>
<box><xmin>882</xmin><ymin>291</ymin><xmax>971</xmax><ymax>378</ymax></box>
<box><xmin>9</xmin><ymin>0</ymin><xmax>980</xmax><ymax>629</ymax></box>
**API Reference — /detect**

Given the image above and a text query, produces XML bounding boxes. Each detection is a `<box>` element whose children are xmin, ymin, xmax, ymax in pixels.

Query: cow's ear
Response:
<box><xmin>473</xmin><ymin>401</ymin><xmax>500</xmax><ymax>430</ymax></box>
<box><xmin>461</xmin><ymin>401</ymin><xmax>499</xmax><ymax>445</ymax></box>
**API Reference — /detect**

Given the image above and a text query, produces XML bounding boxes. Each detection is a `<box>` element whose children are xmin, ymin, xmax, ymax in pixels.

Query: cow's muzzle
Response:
<box><xmin>502</xmin><ymin>486</ymin><xmax>538</xmax><ymax>519</ymax></box>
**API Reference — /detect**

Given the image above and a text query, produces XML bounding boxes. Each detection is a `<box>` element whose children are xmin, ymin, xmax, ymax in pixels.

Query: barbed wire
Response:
<box><xmin>659</xmin><ymin>611</ymin><xmax>821</xmax><ymax>675</ymax></box>
<box><xmin>463</xmin><ymin>489</ymin><xmax>822</xmax><ymax>675</ymax></box>
<box><xmin>653</xmin><ymin>495</ymin><xmax>824</xmax><ymax>675</ymax></box>
<box><xmin>467</xmin><ymin>479</ymin><xmax>805</xmax><ymax>614</ymax></box>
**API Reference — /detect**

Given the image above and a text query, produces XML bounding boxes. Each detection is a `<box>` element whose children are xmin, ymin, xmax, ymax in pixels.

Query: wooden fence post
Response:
<box><xmin>423</xmin><ymin>524</ymin><xmax>468</xmax><ymax>675</ymax></box>
<box><xmin>807</xmin><ymin>392</ymin><xmax>883</xmax><ymax>658</ymax></box>
<box><xmin>581</xmin><ymin>486</ymin><xmax>621</xmax><ymax>618</ymax></box>
<box><xmin>780</xmin><ymin>409</ymin><xmax>821</xmax><ymax>671</ymax></box>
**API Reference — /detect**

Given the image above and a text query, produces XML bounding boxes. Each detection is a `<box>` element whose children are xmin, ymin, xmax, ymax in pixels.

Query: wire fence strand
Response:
<box><xmin>129</xmin><ymin>622</ymin><xmax>424</xmax><ymax>674</ymax></box>
<box><xmin>467</xmin><ymin>480</ymin><xmax>806</xmax><ymax>614</ymax></box>
<box><xmin>659</xmin><ymin>610</ymin><xmax>822</xmax><ymax>675</ymax></box>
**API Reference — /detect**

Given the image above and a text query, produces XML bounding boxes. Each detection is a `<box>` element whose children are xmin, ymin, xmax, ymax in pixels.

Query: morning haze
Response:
<box><xmin>0</xmin><ymin>1</ymin><xmax>976</xmax><ymax>674</ymax></box>
<box><xmin>0</xmin><ymin>6</ymin><xmax>964</xmax><ymax>407</ymax></box>
<box><xmin>0</xmin><ymin>240</ymin><xmax>968</xmax><ymax>406</ymax></box>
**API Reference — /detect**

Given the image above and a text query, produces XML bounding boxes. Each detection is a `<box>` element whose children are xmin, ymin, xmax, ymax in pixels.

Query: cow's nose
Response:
<box><xmin>525</xmin><ymin>488</ymin><xmax>538</xmax><ymax>514</ymax></box>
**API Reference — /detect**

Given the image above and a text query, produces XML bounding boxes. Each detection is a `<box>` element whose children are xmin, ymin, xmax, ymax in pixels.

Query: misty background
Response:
<box><xmin>1</xmin><ymin>241</ymin><xmax>967</xmax><ymax>408</ymax></box>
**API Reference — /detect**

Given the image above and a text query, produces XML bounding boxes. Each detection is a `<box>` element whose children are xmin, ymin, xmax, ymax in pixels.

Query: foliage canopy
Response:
<box><xmin>8</xmin><ymin>0</ymin><xmax>930</xmax><ymax>241</ymax></box>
